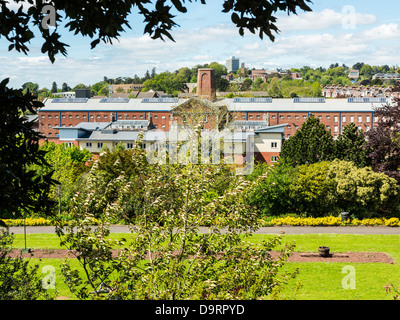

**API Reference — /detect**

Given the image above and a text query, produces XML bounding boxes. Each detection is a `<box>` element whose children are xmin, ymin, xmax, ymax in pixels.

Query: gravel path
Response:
<box><xmin>7</xmin><ymin>225</ymin><xmax>400</xmax><ymax>235</ymax></box>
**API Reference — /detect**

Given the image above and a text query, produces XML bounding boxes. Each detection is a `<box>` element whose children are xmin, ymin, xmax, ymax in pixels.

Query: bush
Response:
<box><xmin>249</xmin><ymin>160</ymin><xmax>400</xmax><ymax>219</ymax></box>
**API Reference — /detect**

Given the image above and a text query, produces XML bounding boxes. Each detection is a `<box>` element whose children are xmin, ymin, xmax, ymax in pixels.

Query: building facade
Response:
<box><xmin>226</xmin><ymin>56</ymin><xmax>240</xmax><ymax>73</ymax></box>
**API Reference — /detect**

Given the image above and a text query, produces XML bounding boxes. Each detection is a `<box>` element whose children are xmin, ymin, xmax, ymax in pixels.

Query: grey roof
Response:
<box><xmin>54</xmin><ymin>122</ymin><xmax>110</xmax><ymax>131</ymax></box>
<box><xmin>78</xmin><ymin>130</ymin><xmax>140</xmax><ymax>141</ymax></box>
<box><xmin>39</xmin><ymin>97</ymin><xmax>392</xmax><ymax>114</ymax></box>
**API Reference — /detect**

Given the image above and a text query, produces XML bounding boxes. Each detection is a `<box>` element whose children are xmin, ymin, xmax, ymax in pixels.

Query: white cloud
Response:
<box><xmin>360</xmin><ymin>23</ymin><xmax>400</xmax><ymax>40</ymax></box>
<box><xmin>277</xmin><ymin>9</ymin><xmax>377</xmax><ymax>32</ymax></box>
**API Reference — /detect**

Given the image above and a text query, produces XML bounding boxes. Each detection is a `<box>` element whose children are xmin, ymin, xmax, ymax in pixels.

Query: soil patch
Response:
<box><xmin>5</xmin><ymin>249</ymin><xmax>395</xmax><ymax>264</ymax></box>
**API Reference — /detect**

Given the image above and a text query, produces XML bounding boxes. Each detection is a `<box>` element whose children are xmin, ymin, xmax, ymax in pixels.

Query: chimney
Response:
<box><xmin>197</xmin><ymin>68</ymin><xmax>216</xmax><ymax>101</ymax></box>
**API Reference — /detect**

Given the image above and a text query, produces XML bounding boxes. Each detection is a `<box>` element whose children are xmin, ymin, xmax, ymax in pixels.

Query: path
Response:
<box><xmin>8</xmin><ymin>225</ymin><xmax>400</xmax><ymax>235</ymax></box>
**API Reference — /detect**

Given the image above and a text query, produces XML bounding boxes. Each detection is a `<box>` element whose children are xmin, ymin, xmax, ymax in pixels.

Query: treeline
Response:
<box><xmin>24</xmin><ymin>62</ymin><xmax>400</xmax><ymax>101</ymax></box>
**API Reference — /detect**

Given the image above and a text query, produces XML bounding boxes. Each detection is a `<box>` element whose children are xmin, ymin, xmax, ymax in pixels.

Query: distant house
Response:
<box><xmin>348</xmin><ymin>70</ymin><xmax>360</xmax><ymax>82</ymax></box>
<box><xmin>372</xmin><ymin>73</ymin><xmax>400</xmax><ymax>81</ymax></box>
<box><xmin>136</xmin><ymin>91</ymin><xmax>161</xmax><ymax>99</ymax></box>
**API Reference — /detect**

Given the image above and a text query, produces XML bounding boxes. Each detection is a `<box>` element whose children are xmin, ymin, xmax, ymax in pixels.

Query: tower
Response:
<box><xmin>197</xmin><ymin>68</ymin><xmax>216</xmax><ymax>101</ymax></box>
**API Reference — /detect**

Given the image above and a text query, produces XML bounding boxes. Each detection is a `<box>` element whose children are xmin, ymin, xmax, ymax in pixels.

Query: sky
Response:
<box><xmin>1</xmin><ymin>0</ymin><xmax>400</xmax><ymax>89</ymax></box>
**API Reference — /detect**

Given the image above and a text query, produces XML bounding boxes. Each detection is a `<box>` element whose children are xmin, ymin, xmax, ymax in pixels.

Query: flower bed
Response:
<box><xmin>260</xmin><ymin>216</ymin><xmax>400</xmax><ymax>227</ymax></box>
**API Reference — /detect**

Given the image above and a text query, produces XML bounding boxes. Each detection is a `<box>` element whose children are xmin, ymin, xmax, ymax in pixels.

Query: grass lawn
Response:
<box><xmin>10</xmin><ymin>233</ymin><xmax>400</xmax><ymax>300</ymax></box>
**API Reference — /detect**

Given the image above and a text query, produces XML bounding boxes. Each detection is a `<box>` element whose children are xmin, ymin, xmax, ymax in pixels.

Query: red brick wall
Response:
<box><xmin>197</xmin><ymin>69</ymin><xmax>216</xmax><ymax>101</ymax></box>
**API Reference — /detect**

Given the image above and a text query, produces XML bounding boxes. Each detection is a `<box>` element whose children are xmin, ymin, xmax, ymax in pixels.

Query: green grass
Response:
<box><xmin>9</xmin><ymin>233</ymin><xmax>400</xmax><ymax>300</ymax></box>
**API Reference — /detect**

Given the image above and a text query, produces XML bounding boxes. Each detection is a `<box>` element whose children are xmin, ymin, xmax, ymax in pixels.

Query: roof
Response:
<box><xmin>39</xmin><ymin>97</ymin><xmax>392</xmax><ymax>114</ymax></box>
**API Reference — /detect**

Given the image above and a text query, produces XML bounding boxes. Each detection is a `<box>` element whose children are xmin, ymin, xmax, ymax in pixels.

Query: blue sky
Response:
<box><xmin>1</xmin><ymin>0</ymin><xmax>400</xmax><ymax>89</ymax></box>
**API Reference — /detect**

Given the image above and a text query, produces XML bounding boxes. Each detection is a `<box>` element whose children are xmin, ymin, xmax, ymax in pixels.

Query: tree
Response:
<box><xmin>242</xmin><ymin>78</ymin><xmax>253</xmax><ymax>91</ymax></box>
<box><xmin>280</xmin><ymin>115</ymin><xmax>334</xmax><ymax>165</ymax></box>
<box><xmin>30</xmin><ymin>142</ymin><xmax>92</xmax><ymax>214</ymax></box>
<box><xmin>22</xmin><ymin>82</ymin><xmax>39</xmax><ymax>95</ymax></box>
<box><xmin>61</xmin><ymin>82</ymin><xmax>71</xmax><ymax>92</ymax></box>
<box><xmin>334</xmin><ymin>123</ymin><xmax>371</xmax><ymax>168</ymax></box>
<box><xmin>365</xmin><ymin>100</ymin><xmax>400</xmax><ymax>183</ymax></box>
<box><xmin>0</xmin><ymin>78</ymin><xmax>56</xmax><ymax>219</ymax></box>
<box><xmin>57</xmin><ymin>137</ymin><xmax>298</xmax><ymax>300</ymax></box>
<box><xmin>327</xmin><ymin>160</ymin><xmax>400</xmax><ymax>218</ymax></box>
<box><xmin>51</xmin><ymin>81</ymin><xmax>57</xmax><ymax>93</ymax></box>
<box><xmin>1</xmin><ymin>0</ymin><xmax>312</xmax><ymax>63</ymax></box>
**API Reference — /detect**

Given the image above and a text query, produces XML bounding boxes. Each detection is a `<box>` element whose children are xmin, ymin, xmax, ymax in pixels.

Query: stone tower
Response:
<box><xmin>197</xmin><ymin>68</ymin><xmax>216</xmax><ymax>101</ymax></box>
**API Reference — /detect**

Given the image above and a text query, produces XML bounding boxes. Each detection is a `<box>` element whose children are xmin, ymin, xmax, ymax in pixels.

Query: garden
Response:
<box><xmin>2</xmin><ymin>87</ymin><xmax>400</xmax><ymax>301</ymax></box>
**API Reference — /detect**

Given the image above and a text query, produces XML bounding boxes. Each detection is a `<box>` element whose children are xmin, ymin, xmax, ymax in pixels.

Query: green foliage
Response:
<box><xmin>0</xmin><ymin>78</ymin><xmax>57</xmax><ymax>219</ymax></box>
<box><xmin>327</xmin><ymin>160</ymin><xmax>400</xmax><ymax>218</ymax></box>
<box><xmin>57</xmin><ymin>136</ymin><xmax>298</xmax><ymax>300</ymax></box>
<box><xmin>30</xmin><ymin>142</ymin><xmax>92</xmax><ymax>214</ymax></box>
<box><xmin>249</xmin><ymin>159</ymin><xmax>400</xmax><ymax>219</ymax></box>
<box><xmin>0</xmin><ymin>227</ymin><xmax>55</xmax><ymax>300</ymax></box>
<box><xmin>280</xmin><ymin>115</ymin><xmax>334</xmax><ymax>165</ymax></box>
<box><xmin>334</xmin><ymin>123</ymin><xmax>371</xmax><ymax>168</ymax></box>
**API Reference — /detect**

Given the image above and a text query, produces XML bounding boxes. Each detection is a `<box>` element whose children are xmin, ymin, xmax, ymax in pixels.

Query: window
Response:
<box><xmin>162</xmin><ymin>115</ymin><xmax>166</xmax><ymax>119</ymax></box>
<box><xmin>366</xmin><ymin>116</ymin><xmax>370</xmax><ymax>123</ymax></box>
<box><xmin>133</xmin><ymin>115</ymin><xmax>137</xmax><ymax>119</ymax></box>
<box><xmin>97</xmin><ymin>142</ymin><xmax>103</xmax><ymax>149</ymax></box>
<box><xmin>241</xmin><ymin>115</ymin><xmax>246</xmax><ymax>119</ymax></box>
<box><xmin>271</xmin><ymin>142</ymin><xmax>278</xmax><ymax>148</ymax></box>
<box><xmin>118</xmin><ymin>115</ymin><xmax>122</xmax><ymax>119</ymax></box>
<box><xmin>140</xmin><ymin>115</ymin><xmax>144</xmax><ymax>119</ymax></box>
<box><xmin>97</xmin><ymin>115</ymin><xmax>101</xmax><ymax>119</ymax></box>
<box><xmin>326</xmin><ymin>126</ymin><xmax>331</xmax><ymax>130</ymax></box>
<box><xmin>48</xmin><ymin>115</ymin><xmax>52</xmax><ymax>119</ymax></box>
<box><xmin>374</xmin><ymin>116</ymin><xmax>378</xmax><ymax>123</ymax></box>
<box><xmin>358</xmin><ymin>116</ymin><xmax>362</xmax><ymax>123</ymax></box>
<box><xmin>41</xmin><ymin>115</ymin><xmax>45</xmax><ymax>118</ymax></box>
<box><xmin>48</xmin><ymin>124</ymin><xmax>52</xmax><ymax>128</ymax></box>
<box><xmin>256</xmin><ymin>115</ymin><xmax>261</xmax><ymax>119</ymax></box>
<box><xmin>342</xmin><ymin>116</ymin><xmax>346</xmax><ymax>123</ymax></box>
<box><xmin>272</xmin><ymin>115</ymin><xmax>276</xmax><ymax>119</ymax></box>
<box><xmin>154</xmin><ymin>115</ymin><xmax>158</xmax><ymax>119</ymax></box>
<box><xmin>295</xmin><ymin>115</ymin><xmax>299</xmax><ymax>120</ymax></box>
<box><xmin>75</xmin><ymin>115</ymin><xmax>79</xmax><ymax>119</ymax></box>
<box><xmin>326</xmin><ymin>116</ymin><xmax>331</xmax><ymax>120</ymax></box>
<box><xmin>62</xmin><ymin>115</ymin><xmax>66</xmax><ymax>118</ymax></box>
<box><xmin>161</xmin><ymin>124</ymin><xmax>166</xmax><ymax>129</ymax></box>
<box><xmin>83</xmin><ymin>115</ymin><xmax>87</xmax><ymax>119</ymax></box>
<box><xmin>86</xmin><ymin>142</ymin><xmax>92</xmax><ymax>147</ymax></box>
<box><xmin>271</xmin><ymin>156</ymin><xmax>279</xmax><ymax>163</ymax></box>
<box><xmin>334</xmin><ymin>116</ymin><xmax>338</xmax><ymax>122</ymax></box>
<box><xmin>350</xmin><ymin>116</ymin><xmax>354</xmax><ymax>123</ymax></box>
<box><xmin>104</xmin><ymin>115</ymin><xmax>108</xmax><ymax>119</ymax></box>
<box><xmin>90</xmin><ymin>115</ymin><xmax>94</xmax><ymax>119</ymax></box>
<box><xmin>303</xmin><ymin>115</ymin><xmax>307</xmax><ymax>119</ymax></box>
<box><xmin>55</xmin><ymin>115</ymin><xmax>59</xmax><ymax>119</ymax></box>
<box><xmin>318</xmin><ymin>115</ymin><xmax>323</xmax><ymax>120</ymax></box>
<box><xmin>68</xmin><ymin>115</ymin><xmax>72</xmax><ymax>119</ymax></box>
<box><xmin>334</xmin><ymin>126</ymin><xmax>338</xmax><ymax>133</ymax></box>
<box><xmin>287</xmin><ymin>115</ymin><xmax>291</xmax><ymax>119</ymax></box>
<box><xmin>279</xmin><ymin>115</ymin><xmax>284</xmax><ymax>119</ymax></box>
<box><xmin>126</xmin><ymin>143</ymin><xmax>133</xmax><ymax>149</ymax></box>
<box><xmin>249</xmin><ymin>115</ymin><xmax>253</xmax><ymax>119</ymax></box>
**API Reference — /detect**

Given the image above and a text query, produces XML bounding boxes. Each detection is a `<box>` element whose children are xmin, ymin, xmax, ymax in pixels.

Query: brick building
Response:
<box><xmin>37</xmin><ymin>69</ymin><xmax>392</xmax><ymax>164</ymax></box>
